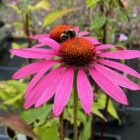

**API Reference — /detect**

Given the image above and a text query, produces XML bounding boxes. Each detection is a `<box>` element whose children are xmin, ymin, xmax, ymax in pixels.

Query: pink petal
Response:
<box><xmin>88</xmin><ymin>68</ymin><xmax>128</xmax><ymax>105</ymax></box>
<box><xmin>78</xmin><ymin>31</ymin><xmax>89</xmax><ymax>36</ymax></box>
<box><xmin>24</xmin><ymin>66</ymin><xmax>63</xmax><ymax>100</ymax></box>
<box><xmin>53</xmin><ymin>67</ymin><xmax>74</xmax><ymax>116</ymax></box>
<box><xmin>94</xmin><ymin>64</ymin><xmax>140</xmax><ymax>90</ymax></box>
<box><xmin>77</xmin><ymin>68</ymin><xmax>93</xmax><ymax>114</ymax></box>
<box><xmin>12</xmin><ymin>61</ymin><xmax>50</xmax><ymax>79</ymax></box>
<box><xmin>35</xmin><ymin>67</ymin><xmax>66</xmax><ymax>107</ymax></box>
<box><xmin>30</xmin><ymin>34</ymin><xmax>50</xmax><ymax>39</ymax></box>
<box><xmin>24</xmin><ymin>66</ymin><xmax>63</xmax><ymax>109</ymax></box>
<box><xmin>10</xmin><ymin>48</ymin><xmax>58</xmax><ymax>59</ymax></box>
<box><xmin>25</xmin><ymin>60</ymin><xmax>59</xmax><ymax>96</ymax></box>
<box><xmin>84</xmin><ymin>37</ymin><xmax>101</xmax><ymax>45</ymax></box>
<box><xmin>95</xmin><ymin>44</ymin><xmax>113</xmax><ymax>51</ymax></box>
<box><xmin>73</xmin><ymin>26</ymin><xmax>79</xmax><ymax>32</ymax></box>
<box><xmin>31</xmin><ymin>35</ymin><xmax>60</xmax><ymax>49</ymax></box>
<box><xmin>98</xmin><ymin>50</ymin><xmax>140</xmax><ymax>59</ymax></box>
<box><xmin>98</xmin><ymin>59</ymin><xmax>140</xmax><ymax>78</ymax></box>
<box><xmin>38</xmin><ymin>38</ymin><xmax>60</xmax><ymax>50</ymax></box>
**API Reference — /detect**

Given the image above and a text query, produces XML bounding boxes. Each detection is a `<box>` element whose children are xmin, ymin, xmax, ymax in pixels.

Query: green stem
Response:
<box><xmin>90</xmin><ymin>115</ymin><xmax>96</xmax><ymax>140</ymax></box>
<box><xmin>24</xmin><ymin>13</ymin><xmax>33</xmax><ymax>79</ymax></box>
<box><xmin>99</xmin><ymin>1</ymin><xmax>110</xmax><ymax>139</ymax></box>
<box><xmin>73</xmin><ymin>71</ymin><xmax>78</xmax><ymax>140</ymax></box>
<box><xmin>59</xmin><ymin>113</ymin><xmax>64</xmax><ymax>140</ymax></box>
<box><xmin>88</xmin><ymin>7</ymin><xmax>93</xmax><ymax>24</ymax></box>
<box><xmin>90</xmin><ymin>83</ymin><xmax>98</xmax><ymax>140</ymax></box>
<box><xmin>99</xmin><ymin>95</ymin><xmax>109</xmax><ymax>140</ymax></box>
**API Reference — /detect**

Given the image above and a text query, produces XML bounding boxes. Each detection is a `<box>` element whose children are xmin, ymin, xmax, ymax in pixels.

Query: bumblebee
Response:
<box><xmin>61</xmin><ymin>29</ymin><xmax>76</xmax><ymax>41</ymax></box>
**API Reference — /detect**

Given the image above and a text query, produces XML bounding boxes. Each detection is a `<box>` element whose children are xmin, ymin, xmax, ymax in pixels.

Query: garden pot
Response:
<box><xmin>6</xmin><ymin>127</ymin><xmax>29</xmax><ymax>140</ymax></box>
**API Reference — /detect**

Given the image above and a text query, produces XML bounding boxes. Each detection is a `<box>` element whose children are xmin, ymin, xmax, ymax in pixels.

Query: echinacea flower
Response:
<box><xmin>11</xmin><ymin>26</ymin><xmax>140</xmax><ymax>116</ymax></box>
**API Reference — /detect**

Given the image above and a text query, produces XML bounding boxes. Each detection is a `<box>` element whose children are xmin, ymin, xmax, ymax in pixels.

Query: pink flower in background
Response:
<box><xmin>10</xmin><ymin>25</ymin><xmax>140</xmax><ymax>116</ymax></box>
<box><xmin>119</xmin><ymin>33</ymin><xmax>128</xmax><ymax>42</ymax></box>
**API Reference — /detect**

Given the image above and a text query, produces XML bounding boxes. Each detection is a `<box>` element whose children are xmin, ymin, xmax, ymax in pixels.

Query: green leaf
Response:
<box><xmin>92</xmin><ymin>92</ymin><xmax>107</xmax><ymax>121</ymax></box>
<box><xmin>29</xmin><ymin>0</ymin><xmax>50</xmax><ymax>11</ymax></box>
<box><xmin>107</xmin><ymin>99</ymin><xmax>121</xmax><ymax>124</ymax></box>
<box><xmin>20</xmin><ymin>104</ymin><xmax>52</xmax><ymax>124</ymax></box>
<box><xmin>92</xmin><ymin>101</ymin><xmax>106</xmax><ymax>121</ymax></box>
<box><xmin>64</xmin><ymin>92</ymin><xmax>87</xmax><ymax>125</ymax></box>
<box><xmin>86</xmin><ymin>0</ymin><xmax>100</xmax><ymax>8</ymax></box>
<box><xmin>7</xmin><ymin>3</ymin><xmax>21</xmax><ymax>14</ymax></box>
<box><xmin>34</xmin><ymin>119</ymin><xmax>59</xmax><ymax>140</ymax></box>
<box><xmin>4</xmin><ymin>93</ymin><xmax>23</xmax><ymax>104</ymax></box>
<box><xmin>13</xmin><ymin>21</ymin><xmax>23</xmax><ymax>30</ymax></box>
<box><xmin>79</xmin><ymin>118</ymin><xmax>91</xmax><ymax>140</ymax></box>
<box><xmin>116</xmin><ymin>8</ymin><xmax>128</xmax><ymax>23</ymax></box>
<box><xmin>0</xmin><ymin>80</ymin><xmax>26</xmax><ymax>107</ymax></box>
<box><xmin>43</xmin><ymin>7</ymin><xmax>80</xmax><ymax>27</ymax></box>
<box><xmin>64</xmin><ymin>106</ymin><xmax>87</xmax><ymax>125</ymax></box>
<box><xmin>12</xmin><ymin>42</ymin><xmax>23</xmax><ymax>49</ymax></box>
<box><xmin>21</xmin><ymin>0</ymin><xmax>28</xmax><ymax>4</ymax></box>
<box><xmin>92</xmin><ymin>91</ymin><xmax>121</xmax><ymax>123</ymax></box>
<box><xmin>90</xmin><ymin>12</ymin><xmax>106</xmax><ymax>29</ymax></box>
<box><xmin>12</xmin><ymin>42</ymin><xmax>28</xmax><ymax>49</ymax></box>
<box><xmin>20</xmin><ymin>0</ymin><xmax>30</xmax><ymax>14</ymax></box>
<box><xmin>21</xmin><ymin>0</ymin><xmax>29</xmax><ymax>6</ymax></box>
<box><xmin>64</xmin><ymin>138</ymin><xmax>71</xmax><ymax>140</ymax></box>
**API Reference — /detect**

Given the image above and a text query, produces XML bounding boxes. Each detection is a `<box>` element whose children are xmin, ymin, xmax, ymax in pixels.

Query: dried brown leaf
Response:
<box><xmin>119</xmin><ymin>0</ymin><xmax>128</xmax><ymax>9</ymax></box>
<box><xmin>0</xmin><ymin>113</ymin><xmax>40</xmax><ymax>140</ymax></box>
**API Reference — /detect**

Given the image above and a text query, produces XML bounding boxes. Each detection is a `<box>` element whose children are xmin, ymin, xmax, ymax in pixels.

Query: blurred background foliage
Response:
<box><xmin>0</xmin><ymin>0</ymin><xmax>140</xmax><ymax>139</ymax></box>
<box><xmin>1</xmin><ymin>0</ymin><xmax>139</xmax><ymax>45</ymax></box>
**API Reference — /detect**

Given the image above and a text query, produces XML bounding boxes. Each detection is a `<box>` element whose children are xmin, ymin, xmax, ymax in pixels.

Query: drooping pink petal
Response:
<box><xmin>78</xmin><ymin>31</ymin><xmax>89</xmax><ymax>36</ymax></box>
<box><xmin>25</xmin><ymin>60</ymin><xmax>59</xmax><ymax>96</ymax></box>
<box><xmin>84</xmin><ymin>37</ymin><xmax>101</xmax><ymax>45</ymax></box>
<box><xmin>31</xmin><ymin>36</ymin><xmax>60</xmax><ymax>49</ymax></box>
<box><xmin>10</xmin><ymin>48</ymin><xmax>58</xmax><ymax>59</ymax></box>
<box><xmin>30</xmin><ymin>34</ymin><xmax>50</xmax><ymax>39</ymax></box>
<box><xmin>53</xmin><ymin>67</ymin><xmax>74</xmax><ymax>116</ymax></box>
<box><xmin>88</xmin><ymin>68</ymin><xmax>128</xmax><ymax>105</ymax></box>
<box><xmin>24</xmin><ymin>66</ymin><xmax>63</xmax><ymax>99</ymax></box>
<box><xmin>38</xmin><ymin>38</ymin><xmax>60</xmax><ymax>50</ymax></box>
<box><xmin>94</xmin><ymin>64</ymin><xmax>140</xmax><ymax>90</ymax></box>
<box><xmin>77</xmin><ymin>68</ymin><xmax>93</xmax><ymax>114</ymax></box>
<box><xmin>95</xmin><ymin>44</ymin><xmax>113</xmax><ymax>51</ymax></box>
<box><xmin>12</xmin><ymin>61</ymin><xmax>51</xmax><ymax>79</ymax></box>
<box><xmin>98</xmin><ymin>59</ymin><xmax>140</xmax><ymax>78</ymax></box>
<box><xmin>98</xmin><ymin>50</ymin><xmax>140</xmax><ymax>59</ymax></box>
<box><xmin>24</xmin><ymin>66</ymin><xmax>64</xmax><ymax>109</ymax></box>
<box><xmin>35</xmin><ymin>66</ymin><xmax>66</xmax><ymax>107</ymax></box>
<box><xmin>73</xmin><ymin>26</ymin><xmax>79</xmax><ymax>33</ymax></box>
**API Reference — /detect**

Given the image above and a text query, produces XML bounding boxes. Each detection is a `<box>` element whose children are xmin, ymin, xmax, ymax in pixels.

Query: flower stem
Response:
<box><xmin>73</xmin><ymin>71</ymin><xmax>78</xmax><ymax>140</ymax></box>
<box><xmin>59</xmin><ymin>113</ymin><xmax>64</xmax><ymax>140</ymax></box>
<box><xmin>90</xmin><ymin>115</ymin><xmax>96</xmax><ymax>140</ymax></box>
<box><xmin>24</xmin><ymin>13</ymin><xmax>33</xmax><ymax>79</ymax></box>
<box><xmin>90</xmin><ymin>83</ymin><xmax>98</xmax><ymax>140</ymax></box>
<box><xmin>99</xmin><ymin>95</ymin><xmax>109</xmax><ymax>140</ymax></box>
<box><xmin>15</xmin><ymin>0</ymin><xmax>32</xmax><ymax>78</ymax></box>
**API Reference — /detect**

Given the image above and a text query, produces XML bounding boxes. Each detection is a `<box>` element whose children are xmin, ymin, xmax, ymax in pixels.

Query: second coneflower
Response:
<box><xmin>11</xmin><ymin>25</ymin><xmax>140</xmax><ymax>116</ymax></box>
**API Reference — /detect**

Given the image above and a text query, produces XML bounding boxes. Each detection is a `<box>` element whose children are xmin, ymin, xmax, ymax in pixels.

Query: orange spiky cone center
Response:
<box><xmin>59</xmin><ymin>37</ymin><xmax>96</xmax><ymax>67</ymax></box>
